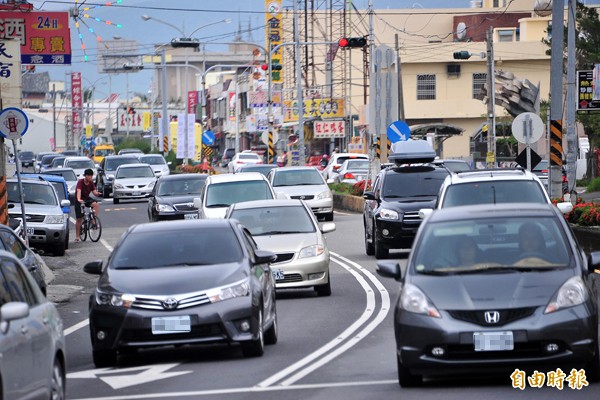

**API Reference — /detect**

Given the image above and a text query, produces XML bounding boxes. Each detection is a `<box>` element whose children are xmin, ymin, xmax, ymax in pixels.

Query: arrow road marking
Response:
<box><xmin>68</xmin><ymin>363</ymin><xmax>193</xmax><ymax>390</ymax></box>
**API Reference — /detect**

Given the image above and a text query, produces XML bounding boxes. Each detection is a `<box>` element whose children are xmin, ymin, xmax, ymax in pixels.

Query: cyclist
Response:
<box><xmin>75</xmin><ymin>168</ymin><xmax>101</xmax><ymax>242</ymax></box>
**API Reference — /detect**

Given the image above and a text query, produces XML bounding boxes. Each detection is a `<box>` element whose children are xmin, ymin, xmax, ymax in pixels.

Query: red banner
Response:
<box><xmin>71</xmin><ymin>72</ymin><xmax>83</xmax><ymax>139</ymax></box>
<box><xmin>188</xmin><ymin>91</ymin><xmax>198</xmax><ymax>115</ymax></box>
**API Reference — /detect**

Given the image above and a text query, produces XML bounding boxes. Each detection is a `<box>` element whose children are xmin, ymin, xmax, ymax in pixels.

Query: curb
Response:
<box><xmin>36</xmin><ymin>253</ymin><xmax>55</xmax><ymax>285</ymax></box>
<box><xmin>333</xmin><ymin>193</ymin><xmax>364</xmax><ymax>213</ymax></box>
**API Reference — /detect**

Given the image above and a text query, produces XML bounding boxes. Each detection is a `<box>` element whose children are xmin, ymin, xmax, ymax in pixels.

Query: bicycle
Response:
<box><xmin>80</xmin><ymin>200</ymin><xmax>102</xmax><ymax>242</ymax></box>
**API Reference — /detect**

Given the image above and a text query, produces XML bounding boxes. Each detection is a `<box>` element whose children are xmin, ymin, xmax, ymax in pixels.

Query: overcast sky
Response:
<box><xmin>28</xmin><ymin>0</ymin><xmax>600</xmax><ymax>99</ymax></box>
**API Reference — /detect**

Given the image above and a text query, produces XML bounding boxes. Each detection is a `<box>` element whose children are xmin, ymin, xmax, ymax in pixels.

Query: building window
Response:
<box><xmin>498</xmin><ymin>29</ymin><xmax>514</xmax><ymax>42</ymax></box>
<box><xmin>417</xmin><ymin>74</ymin><xmax>436</xmax><ymax>100</ymax></box>
<box><xmin>473</xmin><ymin>73</ymin><xmax>487</xmax><ymax>99</ymax></box>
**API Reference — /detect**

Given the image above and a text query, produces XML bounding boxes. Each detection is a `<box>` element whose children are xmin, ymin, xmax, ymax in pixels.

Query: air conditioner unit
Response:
<box><xmin>447</xmin><ymin>64</ymin><xmax>461</xmax><ymax>76</ymax></box>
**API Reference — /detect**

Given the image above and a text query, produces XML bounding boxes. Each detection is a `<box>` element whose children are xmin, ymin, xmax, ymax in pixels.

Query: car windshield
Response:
<box><xmin>41</xmin><ymin>155</ymin><xmax>59</xmax><ymax>165</ymax></box>
<box><xmin>67</xmin><ymin>160</ymin><xmax>94</xmax><ymax>169</ymax></box>
<box><xmin>158</xmin><ymin>178</ymin><xmax>206</xmax><ymax>196</ymax></box>
<box><xmin>50</xmin><ymin>182</ymin><xmax>67</xmax><ymax>202</ymax></box>
<box><xmin>20</xmin><ymin>151</ymin><xmax>33</xmax><ymax>158</ymax></box>
<box><xmin>443</xmin><ymin>161</ymin><xmax>471</xmax><ymax>172</ymax></box>
<box><xmin>231</xmin><ymin>205</ymin><xmax>315</xmax><ymax>235</ymax></box>
<box><xmin>382</xmin><ymin>167</ymin><xmax>448</xmax><ymax>198</ymax></box>
<box><xmin>105</xmin><ymin>158</ymin><xmax>139</xmax><ymax>171</ymax></box>
<box><xmin>140</xmin><ymin>156</ymin><xmax>166</xmax><ymax>165</ymax></box>
<box><xmin>116</xmin><ymin>166</ymin><xmax>154</xmax><ymax>179</ymax></box>
<box><xmin>8</xmin><ymin>182</ymin><xmax>57</xmax><ymax>205</ymax></box>
<box><xmin>272</xmin><ymin>169</ymin><xmax>324</xmax><ymax>187</ymax></box>
<box><xmin>44</xmin><ymin>170</ymin><xmax>77</xmax><ymax>181</ymax></box>
<box><xmin>442</xmin><ymin>181</ymin><xmax>547</xmax><ymax>207</ymax></box>
<box><xmin>112</xmin><ymin>227</ymin><xmax>243</xmax><ymax>268</ymax></box>
<box><xmin>411</xmin><ymin>216</ymin><xmax>572</xmax><ymax>274</ymax></box>
<box><xmin>51</xmin><ymin>158</ymin><xmax>65</xmax><ymax>167</ymax></box>
<box><xmin>206</xmin><ymin>181</ymin><xmax>273</xmax><ymax>207</ymax></box>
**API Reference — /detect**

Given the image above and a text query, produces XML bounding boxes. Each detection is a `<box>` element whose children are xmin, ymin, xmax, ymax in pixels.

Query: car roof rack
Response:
<box><xmin>388</xmin><ymin>139</ymin><xmax>436</xmax><ymax>165</ymax></box>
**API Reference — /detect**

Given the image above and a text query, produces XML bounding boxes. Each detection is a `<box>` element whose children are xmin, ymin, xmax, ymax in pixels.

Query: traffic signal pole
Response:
<box><xmin>485</xmin><ymin>27</ymin><xmax>496</xmax><ymax>168</ymax></box>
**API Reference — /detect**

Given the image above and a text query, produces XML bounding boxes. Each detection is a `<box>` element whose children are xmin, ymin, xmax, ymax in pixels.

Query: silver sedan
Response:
<box><xmin>334</xmin><ymin>159</ymin><xmax>370</xmax><ymax>184</ymax></box>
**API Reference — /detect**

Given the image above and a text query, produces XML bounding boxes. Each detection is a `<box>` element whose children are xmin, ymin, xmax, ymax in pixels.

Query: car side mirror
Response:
<box><xmin>363</xmin><ymin>191</ymin><xmax>376</xmax><ymax>200</ymax></box>
<box><xmin>60</xmin><ymin>200</ymin><xmax>71</xmax><ymax>208</ymax></box>
<box><xmin>167</xmin><ymin>161</ymin><xmax>172</xmax><ymax>165</ymax></box>
<box><xmin>83</xmin><ymin>260</ymin><xmax>103</xmax><ymax>275</ymax></box>
<box><xmin>587</xmin><ymin>251</ymin><xmax>600</xmax><ymax>273</ymax></box>
<box><xmin>419</xmin><ymin>208</ymin><xmax>433</xmax><ymax>219</ymax></box>
<box><xmin>193</xmin><ymin>197</ymin><xmax>202</xmax><ymax>209</ymax></box>
<box><xmin>255</xmin><ymin>249</ymin><xmax>277</xmax><ymax>264</ymax></box>
<box><xmin>376</xmin><ymin>261</ymin><xmax>402</xmax><ymax>281</ymax></box>
<box><xmin>556</xmin><ymin>202</ymin><xmax>573</xmax><ymax>214</ymax></box>
<box><xmin>320</xmin><ymin>222</ymin><xmax>336</xmax><ymax>233</ymax></box>
<box><xmin>326</xmin><ymin>178</ymin><xmax>334</xmax><ymax>184</ymax></box>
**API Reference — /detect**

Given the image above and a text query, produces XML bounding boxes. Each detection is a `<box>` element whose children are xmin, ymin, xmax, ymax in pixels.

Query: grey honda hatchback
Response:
<box><xmin>377</xmin><ymin>203</ymin><xmax>599</xmax><ymax>387</ymax></box>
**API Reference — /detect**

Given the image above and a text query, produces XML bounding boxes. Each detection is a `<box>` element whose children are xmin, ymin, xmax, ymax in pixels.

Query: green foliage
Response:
<box><xmin>328</xmin><ymin>180</ymin><xmax>370</xmax><ymax>197</ymax></box>
<box><xmin>586</xmin><ymin>177</ymin><xmax>600</xmax><ymax>192</ymax></box>
<box><xmin>114</xmin><ymin>138</ymin><xmax>150</xmax><ymax>154</ymax></box>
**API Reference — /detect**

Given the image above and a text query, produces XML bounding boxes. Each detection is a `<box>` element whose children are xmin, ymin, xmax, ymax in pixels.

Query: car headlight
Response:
<box><xmin>316</xmin><ymin>190</ymin><xmax>332</xmax><ymax>200</ymax></box>
<box><xmin>156</xmin><ymin>204</ymin><xmax>175</xmax><ymax>212</ymax></box>
<box><xmin>544</xmin><ymin>276</ymin><xmax>588</xmax><ymax>314</ymax></box>
<box><xmin>107</xmin><ymin>174</ymin><xmax>115</xmax><ymax>180</ymax></box>
<box><xmin>379</xmin><ymin>208</ymin><xmax>399</xmax><ymax>220</ymax></box>
<box><xmin>113</xmin><ymin>183</ymin><xmax>124</xmax><ymax>189</ymax></box>
<box><xmin>44</xmin><ymin>214</ymin><xmax>64</xmax><ymax>224</ymax></box>
<box><xmin>299</xmin><ymin>244</ymin><xmax>325</xmax><ymax>258</ymax></box>
<box><xmin>95</xmin><ymin>289</ymin><xmax>135</xmax><ymax>308</ymax></box>
<box><xmin>206</xmin><ymin>279</ymin><xmax>250</xmax><ymax>303</ymax></box>
<box><xmin>148</xmin><ymin>181</ymin><xmax>156</xmax><ymax>189</ymax></box>
<box><xmin>400</xmin><ymin>283</ymin><xmax>441</xmax><ymax>318</ymax></box>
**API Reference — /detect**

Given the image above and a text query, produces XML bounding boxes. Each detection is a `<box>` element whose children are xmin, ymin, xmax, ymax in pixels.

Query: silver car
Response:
<box><xmin>225</xmin><ymin>199</ymin><xmax>335</xmax><ymax>296</ymax></box>
<box><xmin>268</xmin><ymin>166</ymin><xmax>334</xmax><ymax>221</ymax></box>
<box><xmin>334</xmin><ymin>159</ymin><xmax>370</xmax><ymax>184</ymax></box>
<box><xmin>112</xmin><ymin>163</ymin><xmax>157</xmax><ymax>204</ymax></box>
<box><xmin>0</xmin><ymin>250</ymin><xmax>66</xmax><ymax>399</ymax></box>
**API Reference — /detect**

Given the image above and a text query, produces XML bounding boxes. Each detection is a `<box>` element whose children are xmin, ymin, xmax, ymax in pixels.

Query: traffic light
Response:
<box><xmin>260</xmin><ymin>63</ymin><xmax>283</xmax><ymax>71</ymax></box>
<box><xmin>453</xmin><ymin>51</ymin><xmax>471</xmax><ymax>60</ymax></box>
<box><xmin>338</xmin><ymin>37</ymin><xmax>367</xmax><ymax>48</ymax></box>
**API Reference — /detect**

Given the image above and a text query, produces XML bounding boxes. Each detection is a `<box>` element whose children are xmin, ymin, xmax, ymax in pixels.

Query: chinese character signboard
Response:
<box><xmin>314</xmin><ymin>120</ymin><xmax>346</xmax><ymax>138</ymax></box>
<box><xmin>265</xmin><ymin>0</ymin><xmax>283</xmax><ymax>84</ymax></box>
<box><xmin>576</xmin><ymin>68</ymin><xmax>600</xmax><ymax>111</ymax></box>
<box><xmin>284</xmin><ymin>98</ymin><xmax>345</xmax><ymax>122</ymax></box>
<box><xmin>71</xmin><ymin>72</ymin><xmax>83</xmax><ymax>139</ymax></box>
<box><xmin>0</xmin><ymin>12</ymin><xmax>71</xmax><ymax>65</ymax></box>
<box><xmin>0</xmin><ymin>40</ymin><xmax>22</xmax><ymax>108</ymax></box>
<box><xmin>188</xmin><ymin>91</ymin><xmax>198</xmax><ymax>115</ymax></box>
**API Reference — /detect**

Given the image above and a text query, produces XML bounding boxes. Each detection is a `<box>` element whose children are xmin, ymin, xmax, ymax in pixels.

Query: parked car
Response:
<box><xmin>40</xmin><ymin>168</ymin><xmax>78</xmax><ymax>202</ymax></box>
<box><xmin>226</xmin><ymin>199</ymin><xmax>335</xmax><ymax>296</ymax></box>
<box><xmin>268</xmin><ymin>166</ymin><xmax>334</xmax><ymax>221</ymax></box>
<box><xmin>96</xmin><ymin>155</ymin><xmax>141</xmax><ymax>197</ymax></box>
<box><xmin>0</xmin><ymin>251</ymin><xmax>66</xmax><ymax>399</ymax></box>
<box><xmin>20</xmin><ymin>174</ymin><xmax>71</xmax><ymax>215</ymax></box>
<box><xmin>322</xmin><ymin>152</ymin><xmax>369</xmax><ymax>181</ymax></box>
<box><xmin>228</xmin><ymin>152</ymin><xmax>263</xmax><ymax>173</ymax></box>
<box><xmin>0</xmin><ymin>224</ymin><xmax>47</xmax><ymax>295</ymax></box>
<box><xmin>39</xmin><ymin>153</ymin><xmax>63</xmax><ymax>173</ymax></box>
<box><xmin>34</xmin><ymin>151</ymin><xmax>59</xmax><ymax>173</ymax></box>
<box><xmin>63</xmin><ymin>156</ymin><xmax>97</xmax><ymax>180</ymax></box>
<box><xmin>363</xmin><ymin>140</ymin><xmax>450</xmax><ymax>258</ymax></box>
<box><xmin>18</xmin><ymin>150</ymin><xmax>35</xmax><ymax>168</ymax></box>
<box><xmin>334</xmin><ymin>159</ymin><xmax>370</xmax><ymax>184</ymax></box>
<box><xmin>220</xmin><ymin>148</ymin><xmax>236</xmax><ymax>167</ymax></box>
<box><xmin>376</xmin><ymin>203</ymin><xmax>600</xmax><ymax>386</ymax></box>
<box><xmin>112</xmin><ymin>163</ymin><xmax>157</xmax><ymax>204</ymax></box>
<box><xmin>139</xmin><ymin>154</ymin><xmax>171</xmax><ymax>177</ymax></box>
<box><xmin>7</xmin><ymin>178</ymin><xmax>70</xmax><ymax>256</ymax></box>
<box><xmin>84</xmin><ymin>219</ymin><xmax>278</xmax><ymax>367</ymax></box>
<box><xmin>148</xmin><ymin>173</ymin><xmax>209</xmax><ymax>221</ymax></box>
<box><xmin>195</xmin><ymin>172</ymin><xmax>277</xmax><ymax>219</ymax></box>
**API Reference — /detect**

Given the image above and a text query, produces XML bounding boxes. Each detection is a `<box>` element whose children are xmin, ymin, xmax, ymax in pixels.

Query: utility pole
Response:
<box><xmin>160</xmin><ymin>48</ymin><xmax>169</xmax><ymax>155</ymax></box>
<box><xmin>549</xmin><ymin>0</ymin><xmax>565</xmax><ymax>198</ymax></box>
<box><xmin>395</xmin><ymin>33</ymin><xmax>405</xmax><ymax>121</ymax></box>
<box><xmin>294</xmin><ymin>0</ymin><xmax>305</xmax><ymax>166</ymax></box>
<box><xmin>485</xmin><ymin>26</ymin><xmax>496</xmax><ymax>168</ymax></box>
<box><xmin>52</xmin><ymin>84</ymin><xmax>57</xmax><ymax>150</ymax></box>
<box><xmin>565</xmin><ymin>0</ymin><xmax>577</xmax><ymax>199</ymax></box>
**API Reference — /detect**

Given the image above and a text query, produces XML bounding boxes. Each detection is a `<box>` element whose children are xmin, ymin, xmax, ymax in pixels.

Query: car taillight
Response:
<box><xmin>333</xmin><ymin>165</ymin><xmax>341</xmax><ymax>171</ymax></box>
<box><xmin>541</xmin><ymin>169</ymin><xmax>548</xmax><ymax>173</ymax></box>
<box><xmin>236</xmin><ymin>161</ymin><xmax>244</xmax><ymax>164</ymax></box>
<box><xmin>344</xmin><ymin>173</ymin><xmax>355</xmax><ymax>179</ymax></box>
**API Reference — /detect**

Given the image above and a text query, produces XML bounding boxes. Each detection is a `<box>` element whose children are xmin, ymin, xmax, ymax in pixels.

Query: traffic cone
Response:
<box><xmin>202</xmin><ymin>157</ymin><xmax>209</xmax><ymax>172</ymax></box>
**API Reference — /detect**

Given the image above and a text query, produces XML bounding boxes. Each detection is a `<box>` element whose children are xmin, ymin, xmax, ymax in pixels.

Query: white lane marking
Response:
<box><xmin>64</xmin><ymin>318</ymin><xmax>89</xmax><ymax>336</ymax></box>
<box><xmin>256</xmin><ymin>252</ymin><xmax>389</xmax><ymax>387</ymax></box>
<box><xmin>333</xmin><ymin>210</ymin><xmax>354</xmax><ymax>216</ymax></box>
<box><xmin>100</xmin><ymin>238</ymin><xmax>113</xmax><ymax>252</ymax></box>
<box><xmin>69</xmin><ymin>380</ymin><xmax>397</xmax><ymax>400</ymax></box>
<box><xmin>68</xmin><ymin>364</ymin><xmax>193</xmax><ymax>390</ymax></box>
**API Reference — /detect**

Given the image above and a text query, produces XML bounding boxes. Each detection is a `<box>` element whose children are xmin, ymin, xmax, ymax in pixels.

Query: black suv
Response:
<box><xmin>96</xmin><ymin>155</ymin><xmax>140</xmax><ymax>197</ymax></box>
<box><xmin>19</xmin><ymin>150</ymin><xmax>35</xmax><ymax>168</ymax></box>
<box><xmin>363</xmin><ymin>141</ymin><xmax>449</xmax><ymax>259</ymax></box>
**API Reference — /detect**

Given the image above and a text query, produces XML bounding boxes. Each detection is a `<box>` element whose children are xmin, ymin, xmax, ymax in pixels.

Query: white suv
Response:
<box><xmin>420</xmin><ymin>168</ymin><xmax>573</xmax><ymax>218</ymax></box>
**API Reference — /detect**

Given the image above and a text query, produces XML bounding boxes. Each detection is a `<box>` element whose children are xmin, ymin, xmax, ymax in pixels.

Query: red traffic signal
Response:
<box><xmin>260</xmin><ymin>64</ymin><xmax>269</xmax><ymax>71</ymax></box>
<box><xmin>338</xmin><ymin>37</ymin><xmax>367</xmax><ymax>48</ymax></box>
<box><xmin>338</xmin><ymin>37</ymin><xmax>349</xmax><ymax>47</ymax></box>
<box><xmin>260</xmin><ymin>63</ymin><xmax>283</xmax><ymax>71</ymax></box>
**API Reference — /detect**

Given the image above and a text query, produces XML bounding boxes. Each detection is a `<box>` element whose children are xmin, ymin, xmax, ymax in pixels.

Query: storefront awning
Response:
<box><xmin>410</xmin><ymin>123</ymin><xmax>464</xmax><ymax>137</ymax></box>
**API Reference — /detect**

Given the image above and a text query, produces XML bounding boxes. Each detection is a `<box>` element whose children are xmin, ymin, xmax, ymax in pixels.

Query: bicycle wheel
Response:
<box><xmin>79</xmin><ymin>219</ymin><xmax>88</xmax><ymax>242</ymax></box>
<box><xmin>89</xmin><ymin>215</ymin><xmax>102</xmax><ymax>242</ymax></box>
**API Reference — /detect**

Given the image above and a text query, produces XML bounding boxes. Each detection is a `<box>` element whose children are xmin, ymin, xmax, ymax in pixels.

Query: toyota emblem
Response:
<box><xmin>162</xmin><ymin>298</ymin><xmax>178</xmax><ymax>310</ymax></box>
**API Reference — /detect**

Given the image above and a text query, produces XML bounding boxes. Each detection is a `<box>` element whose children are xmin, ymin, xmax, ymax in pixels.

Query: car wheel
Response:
<box><xmin>585</xmin><ymin>344</ymin><xmax>600</xmax><ymax>383</ymax></box>
<box><xmin>264</xmin><ymin>314</ymin><xmax>278</xmax><ymax>345</ymax></box>
<box><xmin>51</xmin><ymin>357</ymin><xmax>66</xmax><ymax>400</ymax></box>
<box><xmin>241</xmin><ymin>309</ymin><xmax>264</xmax><ymax>357</ymax></box>
<box><xmin>113</xmin><ymin>198</ymin><xmax>120</xmax><ymax>204</ymax></box>
<box><xmin>374</xmin><ymin>228</ymin><xmax>388</xmax><ymax>259</ymax></box>
<box><xmin>65</xmin><ymin>230</ymin><xmax>69</xmax><ymax>250</ymax></box>
<box><xmin>315</xmin><ymin>275</ymin><xmax>332</xmax><ymax>297</ymax></box>
<box><xmin>397</xmin><ymin>353</ymin><xmax>422</xmax><ymax>387</ymax></box>
<box><xmin>52</xmin><ymin>241</ymin><xmax>66</xmax><ymax>257</ymax></box>
<box><xmin>364</xmin><ymin>221</ymin><xmax>374</xmax><ymax>256</ymax></box>
<box><xmin>92</xmin><ymin>349</ymin><xmax>117</xmax><ymax>368</ymax></box>
<box><xmin>324</xmin><ymin>212</ymin><xmax>334</xmax><ymax>221</ymax></box>
<box><xmin>102</xmin><ymin>184</ymin><xmax>110</xmax><ymax>198</ymax></box>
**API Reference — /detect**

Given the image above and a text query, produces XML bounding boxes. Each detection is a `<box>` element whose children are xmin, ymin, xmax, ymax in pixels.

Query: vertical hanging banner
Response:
<box><xmin>188</xmin><ymin>91</ymin><xmax>199</xmax><ymax>115</ymax></box>
<box><xmin>265</xmin><ymin>0</ymin><xmax>283</xmax><ymax>84</ymax></box>
<box><xmin>0</xmin><ymin>40</ymin><xmax>22</xmax><ymax>108</ymax></box>
<box><xmin>71</xmin><ymin>72</ymin><xmax>83</xmax><ymax>141</ymax></box>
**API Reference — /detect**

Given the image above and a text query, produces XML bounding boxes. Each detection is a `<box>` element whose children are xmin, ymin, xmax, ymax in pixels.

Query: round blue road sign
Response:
<box><xmin>202</xmin><ymin>130</ymin><xmax>215</xmax><ymax>145</ymax></box>
<box><xmin>387</xmin><ymin>120</ymin><xmax>411</xmax><ymax>143</ymax></box>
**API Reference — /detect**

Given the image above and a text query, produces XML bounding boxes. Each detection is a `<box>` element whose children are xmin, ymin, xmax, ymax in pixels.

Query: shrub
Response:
<box><xmin>114</xmin><ymin>138</ymin><xmax>150</xmax><ymax>154</ymax></box>
<box><xmin>587</xmin><ymin>177</ymin><xmax>600</xmax><ymax>193</ymax></box>
<box><xmin>350</xmin><ymin>180</ymin><xmax>371</xmax><ymax>196</ymax></box>
<box><xmin>328</xmin><ymin>182</ymin><xmax>353</xmax><ymax>194</ymax></box>
<box><xmin>176</xmin><ymin>164</ymin><xmax>217</xmax><ymax>175</ymax></box>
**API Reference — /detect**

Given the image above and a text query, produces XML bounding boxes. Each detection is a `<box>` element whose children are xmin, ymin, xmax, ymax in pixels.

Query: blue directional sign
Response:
<box><xmin>387</xmin><ymin>120</ymin><xmax>411</xmax><ymax>143</ymax></box>
<box><xmin>202</xmin><ymin>130</ymin><xmax>215</xmax><ymax>145</ymax></box>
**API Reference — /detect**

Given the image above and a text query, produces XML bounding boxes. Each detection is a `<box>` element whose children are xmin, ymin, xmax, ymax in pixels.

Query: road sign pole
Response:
<box><xmin>12</xmin><ymin>140</ymin><xmax>28</xmax><ymax>246</ymax></box>
<box><xmin>524</xmin><ymin>114</ymin><xmax>531</xmax><ymax>171</ymax></box>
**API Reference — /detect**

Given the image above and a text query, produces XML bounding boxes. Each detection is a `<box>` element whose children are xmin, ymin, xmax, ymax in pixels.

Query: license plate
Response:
<box><xmin>184</xmin><ymin>213</ymin><xmax>198</xmax><ymax>220</ymax></box>
<box><xmin>272</xmin><ymin>269</ymin><xmax>285</xmax><ymax>280</ymax></box>
<box><xmin>473</xmin><ymin>331</ymin><xmax>514</xmax><ymax>351</ymax></box>
<box><xmin>26</xmin><ymin>227</ymin><xmax>34</xmax><ymax>236</ymax></box>
<box><xmin>151</xmin><ymin>315</ymin><xmax>191</xmax><ymax>335</ymax></box>
<box><xmin>133</xmin><ymin>191</ymin><xmax>141</xmax><ymax>196</ymax></box>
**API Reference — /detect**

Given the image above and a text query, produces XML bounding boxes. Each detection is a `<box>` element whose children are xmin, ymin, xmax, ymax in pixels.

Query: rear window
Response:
<box><xmin>140</xmin><ymin>156</ymin><xmax>166</xmax><ymax>165</ymax></box>
<box><xmin>206</xmin><ymin>180</ymin><xmax>273</xmax><ymax>207</ymax></box>
<box><xmin>20</xmin><ymin>151</ymin><xmax>34</xmax><ymax>158</ymax></box>
<box><xmin>336</xmin><ymin>155</ymin><xmax>367</xmax><ymax>165</ymax></box>
<box><xmin>346</xmin><ymin>160</ymin><xmax>369</xmax><ymax>170</ymax></box>
<box><xmin>272</xmin><ymin>169</ymin><xmax>324</xmax><ymax>187</ymax></box>
<box><xmin>44</xmin><ymin>170</ymin><xmax>77</xmax><ymax>181</ymax></box>
<box><xmin>442</xmin><ymin>181</ymin><xmax>548</xmax><ymax>208</ymax></box>
<box><xmin>239</xmin><ymin>154</ymin><xmax>260</xmax><ymax>160</ymax></box>
<box><xmin>112</xmin><ymin>227</ymin><xmax>243</xmax><ymax>268</ymax></box>
<box><xmin>382</xmin><ymin>167</ymin><xmax>448</xmax><ymax>198</ymax></box>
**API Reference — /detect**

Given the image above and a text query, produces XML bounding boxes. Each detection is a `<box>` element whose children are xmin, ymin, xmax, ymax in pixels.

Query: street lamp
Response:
<box><xmin>82</xmin><ymin>77</ymin><xmax>107</xmax><ymax>138</ymax></box>
<box><xmin>141</xmin><ymin>16</ymin><xmax>232</xmax><ymax>163</ymax></box>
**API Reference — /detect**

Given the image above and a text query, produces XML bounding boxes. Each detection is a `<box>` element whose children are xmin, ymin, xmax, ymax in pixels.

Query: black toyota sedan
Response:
<box><xmin>84</xmin><ymin>219</ymin><xmax>278</xmax><ymax>367</ymax></box>
<box><xmin>377</xmin><ymin>203</ymin><xmax>599</xmax><ymax>387</ymax></box>
<box><xmin>147</xmin><ymin>174</ymin><xmax>209</xmax><ymax>221</ymax></box>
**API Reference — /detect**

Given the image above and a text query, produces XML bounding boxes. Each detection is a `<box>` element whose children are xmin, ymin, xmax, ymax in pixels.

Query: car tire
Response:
<box><xmin>365</xmin><ymin>222</ymin><xmax>374</xmax><ymax>256</ymax></box>
<box><xmin>65</xmin><ymin>230</ymin><xmax>69</xmax><ymax>250</ymax></box>
<box><xmin>53</xmin><ymin>241</ymin><xmax>66</xmax><ymax>257</ymax></box>
<box><xmin>585</xmin><ymin>344</ymin><xmax>600</xmax><ymax>383</ymax></box>
<box><xmin>93</xmin><ymin>350</ymin><xmax>117</xmax><ymax>368</ymax></box>
<box><xmin>374</xmin><ymin>228</ymin><xmax>388</xmax><ymax>259</ymax></box>
<box><xmin>241</xmin><ymin>309</ymin><xmax>264</xmax><ymax>357</ymax></box>
<box><xmin>113</xmin><ymin>198</ymin><xmax>120</xmax><ymax>204</ymax></box>
<box><xmin>324</xmin><ymin>212</ymin><xmax>334</xmax><ymax>221</ymax></box>
<box><xmin>51</xmin><ymin>357</ymin><xmax>66</xmax><ymax>400</ymax></box>
<box><xmin>315</xmin><ymin>275</ymin><xmax>332</xmax><ymax>297</ymax></box>
<box><xmin>397</xmin><ymin>354</ymin><xmax>422</xmax><ymax>387</ymax></box>
<box><xmin>264</xmin><ymin>314</ymin><xmax>278</xmax><ymax>345</ymax></box>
